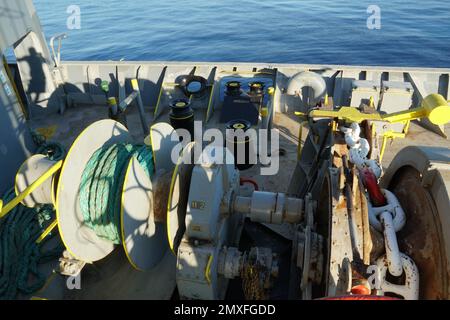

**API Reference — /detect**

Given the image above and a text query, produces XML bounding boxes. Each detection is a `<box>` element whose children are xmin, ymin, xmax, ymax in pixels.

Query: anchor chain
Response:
<box><xmin>342</xmin><ymin>123</ymin><xmax>419</xmax><ymax>300</ymax></box>
<box><xmin>341</xmin><ymin>123</ymin><xmax>383</xmax><ymax>179</ymax></box>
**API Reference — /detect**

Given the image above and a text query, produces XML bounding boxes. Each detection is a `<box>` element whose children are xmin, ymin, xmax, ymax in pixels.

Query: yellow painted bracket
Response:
<box><xmin>205</xmin><ymin>254</ymin><xmax>213</xmax><ymax>285</ymax></box>
<box><xmin>295</xmin><ymin>94</ymin><xmax>450</xmax><ymax>126</ymax></box>
<box><xmin>369</xmin><ymin>96</ymin><xmax>375</xmax><ymax>108</ymax></box>
<box><xmin>36</xmin><ymin>220</ymin><xmax>58</xmax><ymax>244</ymax></box>
<box><xmin>385</xmin><ymin>94</ymin><xmax>450</xmax><ymax>125</ymax></box>
<box><xmin>380</xmin><ymin>131</ymin><xmax>406</xmax><ymax>163</ymax></box>
<box><xmin>0</xmin><ymin>160</ymin><xmax>63</xmax><ymax>219</ymax></box>
<box><xmin>131</xmin><ymin>79</ymin><xmax>140</xmax><ymax>92</ymax></box>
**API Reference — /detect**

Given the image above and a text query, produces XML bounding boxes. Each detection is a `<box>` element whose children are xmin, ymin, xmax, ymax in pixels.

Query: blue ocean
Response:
<box><xmin>31</xmin><ymin>0</ymin><xmax>450</xmax><ymax>67</ymax></box>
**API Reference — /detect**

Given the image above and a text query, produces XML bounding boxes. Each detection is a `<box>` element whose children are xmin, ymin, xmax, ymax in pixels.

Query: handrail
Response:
<box><xmin>49</xmin><ymin>33</ymin><xmax>67</xmax><ymax>67</ymax></box>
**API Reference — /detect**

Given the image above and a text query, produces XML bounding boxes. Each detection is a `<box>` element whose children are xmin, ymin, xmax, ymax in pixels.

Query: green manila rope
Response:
<box><xmin>0</xmin><ymin>141</ymin><xmax>66</xmax><ymax>300</ymax></box>
<box><xmin>79</xmin><ymin>143</ymin><xmax>154</xmax><ymax>244</ymax></box>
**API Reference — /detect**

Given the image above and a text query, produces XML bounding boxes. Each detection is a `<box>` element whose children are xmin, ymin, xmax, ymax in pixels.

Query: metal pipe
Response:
<box><xmin>233</xmin><ymin>192</ymin><xmax>303</xmax><ymax>225</ymax></box>
<box><xmin>233</xmin><ymin>196</ymin><xmax>252</xmax><ymax>215</ymax></box>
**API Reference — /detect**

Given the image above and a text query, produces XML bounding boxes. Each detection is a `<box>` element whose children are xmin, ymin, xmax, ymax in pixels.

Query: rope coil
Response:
<box><xmin>0</xmin><ymin>136</ymin><xmax>65</xmax><ymax>300</ymax></box>
<box><xmin>79</xmin><ymin>143</ymin><xmax>154</xmax><ymax>244</ymax></box>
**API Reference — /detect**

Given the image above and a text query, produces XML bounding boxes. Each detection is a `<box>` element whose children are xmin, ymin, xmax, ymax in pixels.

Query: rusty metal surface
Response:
<box><xmin>389</xmin><ymin>167</ymin><xmax>448</xmax><ymax>299</ymax></box>
<box><xmin>153</xmin><ymin>170</ymin><xmax>173</xmax><ymax>223</ymax></box>
<box><xmin>381</xmin><ymin>146</ymin><xmax>450</xmax><ymax>299</ymax></box>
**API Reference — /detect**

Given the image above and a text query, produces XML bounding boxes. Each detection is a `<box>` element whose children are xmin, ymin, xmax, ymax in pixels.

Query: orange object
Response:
<box><xmin>320</xmin><ymin>295</ymin><xmax>400</xmax><ymax>301</ymax></box>
<box><xmin>351</xmin><ymin>285</ymin><xmax>371</xmax><ymax>296</ymax></box>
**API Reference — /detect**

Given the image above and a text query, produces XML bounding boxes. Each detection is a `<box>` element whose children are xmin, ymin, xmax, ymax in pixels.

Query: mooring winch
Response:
<box><xmin>8</xmin><ymin>89</ymin><xmax>450</xmax><ymax>300</ymax></box>
<box><xmin>12</xmin><ymin>120</ymin><xmax>293</xmax><ymax>299</ymax></box>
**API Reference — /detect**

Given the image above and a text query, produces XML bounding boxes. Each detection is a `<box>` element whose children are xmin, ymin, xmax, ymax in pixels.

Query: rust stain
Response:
<box><xmin>389</xmin><ymin>167</ymin><xmax>447</xmax><ymax>299</ymax></box>
<box><xmin>153</xmin><ymin>171</ymin><xmax>172</xmax><ymax>223</ymax></box>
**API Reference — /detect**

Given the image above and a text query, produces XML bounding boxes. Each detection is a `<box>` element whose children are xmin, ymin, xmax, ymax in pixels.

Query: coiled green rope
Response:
<box><xmin>79</xmin><ymin>143</ymin><xmax>154</xmax><ymax>244</ymax></box>
<box><xmin>0</xmin><ymin>141</ymin><xmax>66</xmax><ymax>300</ymax></box>
<box><xmin>0</xmin><ymin>190</ymin><xmax>61</xmax><ymax>300</ymax></box>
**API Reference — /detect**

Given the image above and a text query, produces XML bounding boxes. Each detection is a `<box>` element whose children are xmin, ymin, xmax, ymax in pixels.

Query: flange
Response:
<box><xmin>120</xmin><ymin>157</ymin><xmax>168</xmax><ymax>271</ymax></box>
<box><xmin>56</xmin><ymin>120</ymin><xmax>132</xmax><ymax>263</ymax></box>
<box><xmin>15</xmin><ymin>154</ymin><xmax>56</xmax><ymax>207</ymax></box>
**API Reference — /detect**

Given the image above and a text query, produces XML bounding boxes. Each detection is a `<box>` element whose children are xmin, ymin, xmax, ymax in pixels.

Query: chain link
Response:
<box><xmin>241</xmin><ymin>263</ymin><xmax>266</xmax><ymax>300</ymax></box>
<box><xmin>343</xmin><ymin>122</ymin><xmax>419</xmax><ymax>300</ymax></box>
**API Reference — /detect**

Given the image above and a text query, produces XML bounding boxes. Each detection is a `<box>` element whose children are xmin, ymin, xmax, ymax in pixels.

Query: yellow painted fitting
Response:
<box><xmin>268</xmin><ymin>87</ymin><xmax>275</xmax><ymax>96</ymax></box>
<box><xmin>379</xmin><ymin>130</ymin><xmax>406</xmax><ymax>163</ymax></box>
<box><xmin>421</xmin><ymin>94</ymin><xmax>450</xmax><ymax>125</ymax></box>
<box><xmin>380</xmin><ymin>135</ymin><xmax>388</xmax><ymax>163</ymax></box>
<box><xmin>131</xmin><ymin>79</ymin><xmax>139</xmax><ymax>91</ymax></box>
<box><xmin>232</xmin><ymin>123</ymin><xmax>246</xmax><ymax>129</ymax></box>
<box><xmin>310</xmin><ymin>107</ymin><xmax>383</xmax><ymax>123</ymax></box>
<box><xmin>297</xmin><ymin>94</ymin><xmax>449</xmax><ymax>126</ymax></box>
<box><xmin>36</xmin><ymin>220</ymin><xmax>58</xmax><ymax>244</ymax></box>
<box><xmin>205</xmin><ymin>255</ymin><xmax>213</xmax><ymax>285</ymax></box>
<box><xmin>0</xmin><ymin>200</ymin><xmax>3</xmax><ymax>213</ymax></box>
<box><xmin>0</xmin><ymin>160</ymin><xmax>63</xmax><ymax>219</ymax></box>
<box><xmin>331</xmin><ymin>121</ymin><xmax>338</xmax><ymax>132</ymax></box>
<box><xmin>324</xmin><ymin>94</ymin><xmax>329</xmax><ymax>106</ymax></box>
<box><xmin>261</xmin><ymin>107</ymin><xmax>269</xmax><ymax>118</ymax></box>
<box><xmin>108</xmin><ymin>97</ymin><xmax>117</xmax><ymax>106</ymax></box>
<box><xmin>369</xmin><ymin>96</ymin><xmax>375</xmax><ymax>108</ymax></box>
<box><xmin>403</xmin><ymin>120</ymin><xmax>411</xmax><ymax>135</ymax></box>
<box><xmin>175</xmin><ymin>101</ymin><xmax>187</xmax><ymax>108</ymax></box>
<box><xmin>381</xmin><ymin>94</ymin><xmax>450</xmax><ymax>125</ymax></box>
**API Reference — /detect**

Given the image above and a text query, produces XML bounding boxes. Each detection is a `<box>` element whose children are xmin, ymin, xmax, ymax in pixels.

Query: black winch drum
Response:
<box><xmin>225</xmin><ymin>119</ymin><xmax>255</xmax><ymax>171</ymax></box>
<box><xmin>249</xmin><ymin>81</ymin><xmax>265</xmax><ymax>95</ymax></box>
<box><xmin>169</xmin><ymin>99</ymin><xmax>195</xmax><ymax>140</ymax></box>
<box><xmin>226</xmin><ymin>81</ymin><xmax>242</xmax><ymax>96</ymax></box>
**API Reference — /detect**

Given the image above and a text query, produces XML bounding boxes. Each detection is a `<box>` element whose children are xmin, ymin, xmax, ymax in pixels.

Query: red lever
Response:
<box><xmin>361</xmin><ymin>168</ymin><xmax>387</xmax><ymax>207</ymax></box>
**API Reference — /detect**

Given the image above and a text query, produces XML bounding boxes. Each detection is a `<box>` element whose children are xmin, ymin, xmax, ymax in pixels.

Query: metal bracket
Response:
<box><xmin>58</xmin><ymin>251</ymin><xmax>86</xmax><ymax>277</ymax></box>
